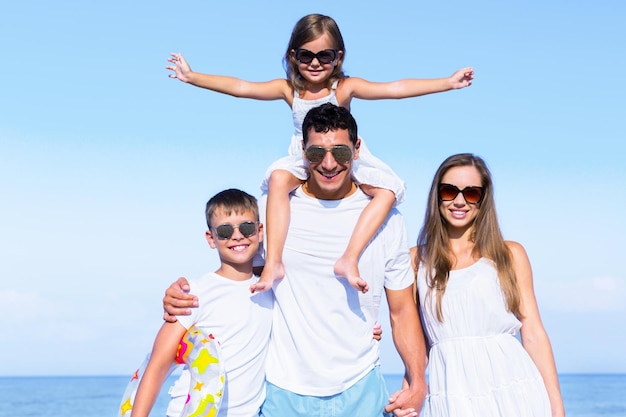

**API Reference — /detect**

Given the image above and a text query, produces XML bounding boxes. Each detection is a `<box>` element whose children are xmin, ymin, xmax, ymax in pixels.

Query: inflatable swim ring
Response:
<box><xmin>118</xmin><ymin>325</ymin><xmax>225</xmax><ymax>417</ymax></box>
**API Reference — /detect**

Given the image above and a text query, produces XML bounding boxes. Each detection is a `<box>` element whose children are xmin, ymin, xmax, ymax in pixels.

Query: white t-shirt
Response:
<box><xmin>175</xmin><ymin>272</ymin><xmax>274</xmax><ymax>417</ymax></box>
<box><xmin>262</xmin><ymin>186</ymin><xmax>414</xmax><ymax>396</ymax></box>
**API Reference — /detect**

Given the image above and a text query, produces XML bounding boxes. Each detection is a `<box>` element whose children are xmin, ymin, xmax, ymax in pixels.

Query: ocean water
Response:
<box><xmin>0</xmin><ymin>374</ymin><xmax>624</xmax><ymax>417</ymax></box>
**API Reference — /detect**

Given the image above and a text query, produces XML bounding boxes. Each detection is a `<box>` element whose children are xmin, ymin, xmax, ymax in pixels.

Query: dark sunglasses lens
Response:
<box><xmin>331</xmin><ymin>146</ymin><xmax>352</xmax><ymax>163</ymax></box>
<box><xmin>439</xmin><ymin>184</ymin><xmax>459</xmax><ymax>201</ymax></box>
<box><xmin>295</xmin><ymin>50</ymin><xmax>314</xmax><ymax>64</ymax></box>
<box><xmin>305</xmin><ymin>146</ymin><xmax>326</xmax><ymax>162</ymax></box>
<box><xmin>215</xmin><ymin>225</ymin><xmax>234</xmax><ymax>240</ymax></box>
<box><xmin>463</xmin><ymin>187</ymin><xmax>483</xmax><ymax>204</ymax></box>
<box><xmin>238</xmin><ymin>222</ymin><xmax>257</xmax><ymax>237</ymax></box>
<box><xmin>316</xmin><ymin>50</ymin><xmax>336</xmax><ymax>64</ymax></box>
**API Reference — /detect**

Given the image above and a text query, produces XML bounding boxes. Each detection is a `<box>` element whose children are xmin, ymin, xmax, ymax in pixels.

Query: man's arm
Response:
<box><xmin>384</xmin><ymin>286</ymin><xmax>427</xmax><ymax>416</ymax></box>
<box><xmin>162</xmin><ymin>277</ymin><xmax>197</xmax><ymax>322</ymax></box>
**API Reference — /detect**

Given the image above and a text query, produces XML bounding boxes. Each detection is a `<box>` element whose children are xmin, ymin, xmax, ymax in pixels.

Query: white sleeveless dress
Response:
<box><xmin>416</xmin><ymin>258</ymin><xmax>551</xmax><ymax>416</ymax></box>
<box><xmin>261</xmin><ymin>81</ymin><xmax>406</xmax><ymax>204</ymax></box>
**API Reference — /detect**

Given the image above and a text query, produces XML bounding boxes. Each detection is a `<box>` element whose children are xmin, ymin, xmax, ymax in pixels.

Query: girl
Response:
<box><xmin>166</xmin><ymin>14</ymin><xmax>474</xmax><ymax>293</ymax></box>
<box><xmin>407</xmin><ymin>153</ymin><xmax>565</xmax><ymax>416</ymax></box>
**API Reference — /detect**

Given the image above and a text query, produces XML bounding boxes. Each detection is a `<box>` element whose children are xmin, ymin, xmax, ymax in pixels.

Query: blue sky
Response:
<box><xmin>1</xmin><ymin>0</ymin><xmax>625</xmax><ymax>377</ymax></box>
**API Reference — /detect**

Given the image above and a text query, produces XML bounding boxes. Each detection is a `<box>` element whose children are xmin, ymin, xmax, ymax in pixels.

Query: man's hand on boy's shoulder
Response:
<box><xmin>162</xmin><ymin>277</ymin><xmax>198</xmax><ymax>322</ymax></box>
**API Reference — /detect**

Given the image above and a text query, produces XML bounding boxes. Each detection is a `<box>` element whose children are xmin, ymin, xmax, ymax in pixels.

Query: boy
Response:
<box><xmin>131</xmin><ymin>188</ymin><xmax>273</xmax><ymax>417</ymax></box>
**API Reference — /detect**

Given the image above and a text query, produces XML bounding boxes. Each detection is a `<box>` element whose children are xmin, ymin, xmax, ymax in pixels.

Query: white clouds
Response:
<box><xmin>0</xmin><ymin>288</ymin><xmax>165</xmax><ymax>376</ymax></box>
<box><xmin>0</xmin><ymin>290</ymin><xmax>66</xmax><ymax>326</ymax></box>
<box><xmin>537</xmin><ymin>275</ymin><xmax>626</xmax><ymax>313</ymax></box>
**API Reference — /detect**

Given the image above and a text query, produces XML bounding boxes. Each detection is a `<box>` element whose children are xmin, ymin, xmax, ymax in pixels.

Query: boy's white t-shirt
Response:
<box><xmin>261</xmin><ymin>187</ymin><xmax>414</xmax><ymax>396</ymax></box>
<box><xmin>172</xmin><ymin>273</ymin><xmax>273</xmax><ymax>417</ymax></box>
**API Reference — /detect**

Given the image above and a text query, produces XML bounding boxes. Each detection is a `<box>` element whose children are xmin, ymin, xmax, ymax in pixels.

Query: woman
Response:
<box><xmin>412</xmin><ymin>153</ymin><xmax>565</xmax><ymax>416</ymax></box>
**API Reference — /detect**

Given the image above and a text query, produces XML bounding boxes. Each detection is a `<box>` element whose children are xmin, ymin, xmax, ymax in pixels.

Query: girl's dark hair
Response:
<box><xmin>283</xmin><ymin>14</ymin><xmax>347</xmax><ymax>93</ymax></box>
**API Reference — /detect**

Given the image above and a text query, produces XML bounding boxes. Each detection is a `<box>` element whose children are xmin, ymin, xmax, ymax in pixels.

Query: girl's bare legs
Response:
<box><xmin>334</xmin><ymin>186</ymin><xmax>395</xmax><ymax>293</ymax></box>
<box><xmin>250</xmin><ymin>170</ymin><xmax>303</xmax><ymax>293</ymax></box>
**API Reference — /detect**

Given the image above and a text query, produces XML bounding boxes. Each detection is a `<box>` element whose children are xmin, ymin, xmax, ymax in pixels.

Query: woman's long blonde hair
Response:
<box><xmin>415</xmin><ymin>153</ymin><xmax>521</xmax><ymax>322</ymax></box>
<box><xmin>283</xmin><ymin>14</ymin><xmax>347</xmax><ymax>93</ymax></box>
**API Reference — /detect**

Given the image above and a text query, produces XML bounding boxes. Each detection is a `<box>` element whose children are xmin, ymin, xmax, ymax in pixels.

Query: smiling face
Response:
<box><xmin>294</xmin><ymin>33</ymin><xmax>343</xmax><ymax>87</ymax></box>
<box><xmin>206</xmin><ymin>208</ymin><xmax>263</xmax><ymax>277</ymax></box>
<box><xmin>302</xmin><ymin>127</ymin><xmax>359</xmax><ymax>200</ymax></box>
<box><xmin>439</xmin><ymin>165</ymin><xmax>483</xmax><ymax>233</ymax></box>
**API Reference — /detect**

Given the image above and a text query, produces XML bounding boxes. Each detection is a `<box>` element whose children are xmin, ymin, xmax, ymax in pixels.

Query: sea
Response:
<box><xmin>0</xmin><ymin>373</ymin><xmax>623</xmax><ymax>417</ymax></box>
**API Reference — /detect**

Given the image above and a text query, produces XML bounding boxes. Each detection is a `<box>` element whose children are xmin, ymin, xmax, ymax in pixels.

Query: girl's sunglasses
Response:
<box><xmin>305</xmin><ymin>145</ymin><xmax>353</xmax><ymax>164</ymax></box>
<box><xmin>294</xmin><ymin>48</ymin><xmax>338</xmax><ymax>65</ymax></box>
<box><xmin>211</xmin><ymin>221</ymin><xmax>259</xmax><ymax>240</ymax></box>
<box><xmin>438</xmin><ymin>183</ymin><xmax>484</xmax><ymax>204</ymax></box>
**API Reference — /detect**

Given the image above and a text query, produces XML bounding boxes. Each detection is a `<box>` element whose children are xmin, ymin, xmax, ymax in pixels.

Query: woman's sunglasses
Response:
<box><xmin>294</xmin><ymin>48</ymin><xmax>338</xmax><ymax>65</ymax></box>
<box><xmin>305</xmin><ymin>145</ymin><xmax>353</xmax><ymax>164</ymax></box>
<box><xmin>211</xmin><ymin>221</ymin><xmax>259</xmax><ymax>240</ymax></box>
<box><xmin>438</xmin><ymin>183</ymin><xmax>484</xmax><ymax>204</ymax></box>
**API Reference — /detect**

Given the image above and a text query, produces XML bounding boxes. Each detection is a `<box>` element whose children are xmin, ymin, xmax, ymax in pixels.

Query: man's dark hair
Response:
<box><xmin>302</xmin><ymin>103</ymin><xmax>358</xmax><ymax>145</ymax></box>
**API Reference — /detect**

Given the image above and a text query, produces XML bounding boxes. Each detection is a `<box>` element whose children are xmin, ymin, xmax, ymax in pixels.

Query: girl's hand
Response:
<box><xmin>166</xmin><ymin>52</ymin><xmax>193</xmax><ymax>83</ymax></box>
<box><xmin>449</xmin><ymin>66</ymin><xmax>474</xmax><ymax>89</ymax></box>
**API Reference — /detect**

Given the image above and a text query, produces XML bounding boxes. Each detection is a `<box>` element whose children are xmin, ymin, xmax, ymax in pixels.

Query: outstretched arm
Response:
<box><xmin>339</xmin><ymin>67</ymin><xmax>473</xmax><ymax>103</ymax></box>
<box><xmin>166</xmin><ymin>53</ymin><xmax>292</xmax><ymax>101</ymax></box>
<box><xmin>508</xmin><ymin>241</ymin><xmax>565</xmax><ymax>417</ymax></box>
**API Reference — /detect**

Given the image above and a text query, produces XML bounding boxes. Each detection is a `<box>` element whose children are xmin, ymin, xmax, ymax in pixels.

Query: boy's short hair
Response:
<box><xmin>205</xmin><ymin>189</ymin><xmax>259</xmax><ymax>228</ymax></box>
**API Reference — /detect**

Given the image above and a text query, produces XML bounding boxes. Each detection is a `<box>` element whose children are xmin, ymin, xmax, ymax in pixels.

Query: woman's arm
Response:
<box><xmin>508</xmin><ymin>241</ymin><xmax>565</xmax><ymax>417</ymax></box>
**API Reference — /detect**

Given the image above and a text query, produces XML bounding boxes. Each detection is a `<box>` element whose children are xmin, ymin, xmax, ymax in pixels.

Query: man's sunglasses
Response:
<box><xmin>211</xmin><ymin>221</ymin><xmax>259</xmax><ymax>240</ymax></box>
<box><xmin>294</xmin><ymin>48</ymin><xmax>338</xmax><ymax>65</ymax></box>
<box><xmin>438</xmin><ymin>183</ymin><xmax>485</xmax><ymax>204</ymax></box>
<box><xmin>305</xmin><ymin>145</ymin><xmax>353</xmax><ymax>164</ymax></box>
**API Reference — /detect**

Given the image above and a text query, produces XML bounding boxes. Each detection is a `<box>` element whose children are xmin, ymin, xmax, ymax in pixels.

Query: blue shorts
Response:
<box><xmin>259</xmin><ymin>366</ymin><xmax>392</xmax><ymax>417</ymax></box>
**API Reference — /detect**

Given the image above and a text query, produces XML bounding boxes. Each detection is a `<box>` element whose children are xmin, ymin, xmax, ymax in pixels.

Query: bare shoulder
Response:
<box><xmin>338</xmin><ymin>76</ymin><xmax>370</xmax><ymax>91</ymax></box>
<box><xmin>505</xmin><ymin>240</ymin><xmax>528</xmax><ymax>260</ymax></box>
<box><xmin>505</xmin><ymin>240</ymin><xmax>534</xmax><ymax>285</ymax></box>
<box><xmin>268</xmin><ymin>78</ymin><xmax>294</xmax><ymax>99</ymax></box>
<box><xmin>335</xmin><ymin>77</ymin><xmax>365</xmax><ymax>102</ymax></box>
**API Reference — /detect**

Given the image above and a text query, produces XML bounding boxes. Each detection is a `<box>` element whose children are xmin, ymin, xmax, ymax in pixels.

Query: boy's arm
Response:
<box><xmin>163</xmin><ymin>277</ymin><xmax>197</xmax><ymax>322</ymax></box>
<box><xmin>166</xmin><ymin>53</ymin><xmax>291</xmax><ymax>101</ymax></box>
<box><xmin>342</xmin><ymin>67</ymin><xmax>473</xmax><ymax>101</ymax></box>
<box><xmin>384</xmin><ymin>286</ymin><xmax>427</xmax><ymax>416</ymax></box>
<box><xmin>131</xmin><ymin>321</ymin><xmax>187</xmax><ymax>417</ymax></box>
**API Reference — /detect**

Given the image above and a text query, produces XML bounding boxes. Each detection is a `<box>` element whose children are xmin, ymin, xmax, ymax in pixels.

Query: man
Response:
<box><xmin>164</xmin><ymin>103</ymin><xmax>426</xmax><ymax>416</ymax></box>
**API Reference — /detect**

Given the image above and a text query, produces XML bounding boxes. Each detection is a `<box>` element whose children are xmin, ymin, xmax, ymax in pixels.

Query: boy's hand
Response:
<box><xmin>162</xmin><ymin>277</ymin><xmax>198</xmax><ymax>322</ymax></box>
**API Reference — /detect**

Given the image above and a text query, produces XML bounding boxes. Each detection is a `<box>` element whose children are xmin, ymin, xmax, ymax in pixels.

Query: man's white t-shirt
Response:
<box><xmin>173</xmin><ymin>273</ymin><xmax>273</xmax><ymax>417</ymax></box>
<box><xmin>261</xmin><ymin>186</ymin><xmax>414</xmax><ymax>396</ymax></box>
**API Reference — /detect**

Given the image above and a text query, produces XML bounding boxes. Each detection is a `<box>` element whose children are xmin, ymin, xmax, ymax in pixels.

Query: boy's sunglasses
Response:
<box><xmin>294</xmin><ymin>48</ymin><xmax>338</xmax><ymax>65</ymax></box>
<box><xmin>438</xmin><ymin>183</ymin><xmax>485</xmax><ymax>204</ymax></box>
<box><xmin>305</xmin><ymin>145</ymin><xmax>353</xmax><ymax>164</ymax></box>
<box><xmin>211</xmin><ymin>221</ymin><xmax>259</xmax><ymax>240</ymax></box>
